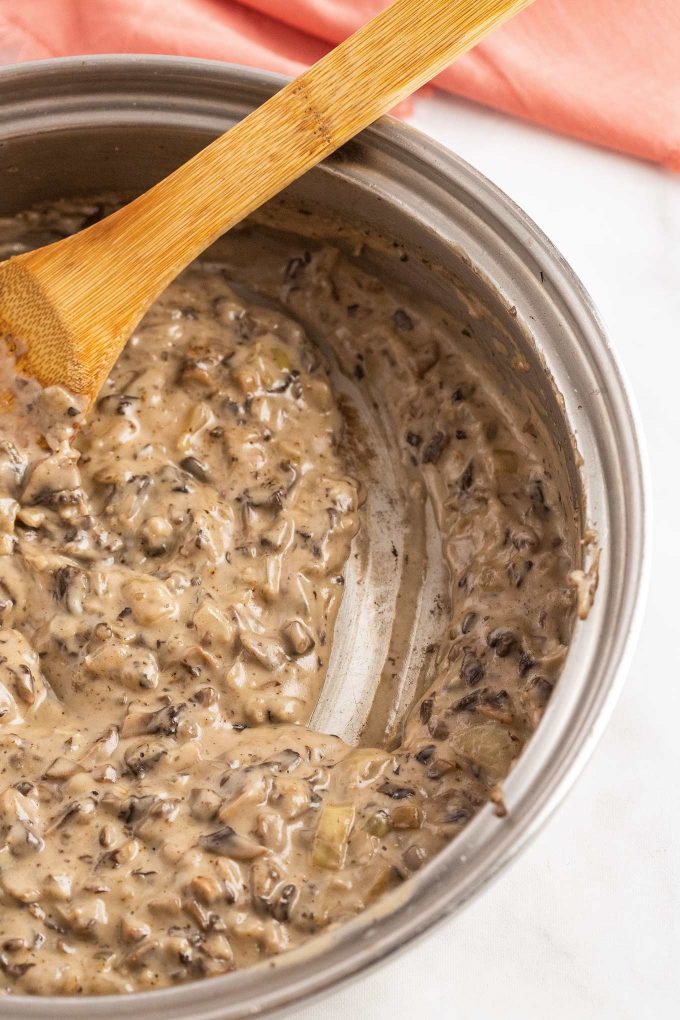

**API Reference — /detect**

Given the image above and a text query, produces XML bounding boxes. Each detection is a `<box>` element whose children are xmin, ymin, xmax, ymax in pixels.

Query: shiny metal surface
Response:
<box><xmin>0</xmin><ymin>57</ymin><xmax>649</xmax><ymax>1020</ymax></box>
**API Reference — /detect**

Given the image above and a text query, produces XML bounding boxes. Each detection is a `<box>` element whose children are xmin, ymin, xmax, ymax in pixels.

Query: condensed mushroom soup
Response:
<box><xmin>0</xmin><ymin>200</ymin><xmax>578</xmax><ymax>994</ymax></box>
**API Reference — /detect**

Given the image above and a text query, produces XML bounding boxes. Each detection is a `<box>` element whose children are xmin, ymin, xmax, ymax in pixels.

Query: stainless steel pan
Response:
<box><xmin>0</xmin><ymin>56</ymin><xmax>649</xmax><ymax>1020</ymax></box>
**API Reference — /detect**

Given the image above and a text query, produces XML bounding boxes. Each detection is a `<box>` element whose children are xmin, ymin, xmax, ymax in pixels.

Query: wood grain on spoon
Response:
<box><xmin>0</xmin><ymin>0</ymin><xmax>533</xmax><ymax>405</ymax></box>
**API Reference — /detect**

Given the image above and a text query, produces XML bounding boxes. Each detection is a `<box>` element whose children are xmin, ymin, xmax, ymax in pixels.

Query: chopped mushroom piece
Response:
<box><xmin>281</xmin><ymin>620</ymin><xmax>315</xmax><ymax>656</ymax></box>
<box><xmin>239</xmin><ymin>631</ymin><xmax>287</xmax><ymax>671</ymax></box>
<box><xmin>43</xmin><ymin>757</ymin><xmax>82</xmax><ymax>780</ymax></box>
<box><xmin>199</xmin><ymin>827</ymin><xmax>267</xmax><ymax>861</ymax></box>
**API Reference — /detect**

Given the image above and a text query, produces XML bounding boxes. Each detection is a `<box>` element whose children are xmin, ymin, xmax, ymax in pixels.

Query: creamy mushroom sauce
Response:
<box><xmin>0</xmin><ymin>202</ymin><xmax>577</xmax><ymax>995</ymax></box>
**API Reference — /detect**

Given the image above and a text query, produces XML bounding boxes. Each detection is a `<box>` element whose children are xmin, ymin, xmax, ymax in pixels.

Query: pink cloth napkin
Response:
<box><xmin>1</xmin><ymin>0</ymin><xmax>678</xmax><ymax>171</ymax></box>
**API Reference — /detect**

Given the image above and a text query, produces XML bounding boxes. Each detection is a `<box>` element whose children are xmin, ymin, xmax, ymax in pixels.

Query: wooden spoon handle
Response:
<box><xmin>13</xmin><ymin>0</ymin><xmax>533</xmax><ymax>401</ymax></box>
<box><xmin>43</xmin><ymin>0</ymin><xmax>533</xmax><ymax>307</ymax></box>
<box><xmin>134</xmin><ymin>0</ymin><xmax>534</xmax><ymax>275</ymax></box>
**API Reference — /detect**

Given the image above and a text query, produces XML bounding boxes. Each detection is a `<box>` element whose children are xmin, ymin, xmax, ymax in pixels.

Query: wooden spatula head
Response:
<box><xmin>0</xmin><ymin>257</ymin><xmax>90</xmax><ymax>397</ymax></box>
<box><xmin>0</xmin><ymin>208</ymin><xmax>161</xmax><ymax>403</ymax></box>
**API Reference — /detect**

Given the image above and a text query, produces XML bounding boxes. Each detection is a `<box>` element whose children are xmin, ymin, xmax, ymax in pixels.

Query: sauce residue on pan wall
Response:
<box><xmin>0</xmin><ymin>201</ymin><xmax>578</xmax><ymax>994</ymax></box>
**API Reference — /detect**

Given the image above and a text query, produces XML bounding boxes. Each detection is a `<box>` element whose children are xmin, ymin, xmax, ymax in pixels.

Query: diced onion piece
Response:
<box><xmin>312</xmin><ymin>804</ymin><xmax>355</xmax><ymax>870</ymax></box>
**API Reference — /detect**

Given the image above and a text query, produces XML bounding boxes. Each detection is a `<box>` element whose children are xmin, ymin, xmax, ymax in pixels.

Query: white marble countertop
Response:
<box><xmin>301</xmin><ymin>90</ymin><xmax>679</xmax><ymax>1020</ymax></box>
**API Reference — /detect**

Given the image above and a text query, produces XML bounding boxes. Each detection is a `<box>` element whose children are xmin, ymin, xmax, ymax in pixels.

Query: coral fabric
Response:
<box><xmin>0</xmin><ymin>0</ymin><xmax>678</xmax><ymax>171</ymax></box>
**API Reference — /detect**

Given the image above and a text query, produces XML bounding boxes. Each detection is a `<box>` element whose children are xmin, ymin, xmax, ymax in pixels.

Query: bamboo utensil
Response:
<box><xmin>0</xmin><ymin>0</ymin><xmax>533</xmax><ymax>406</ymax></box>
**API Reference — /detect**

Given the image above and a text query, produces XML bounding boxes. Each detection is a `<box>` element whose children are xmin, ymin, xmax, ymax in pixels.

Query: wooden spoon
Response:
<box><xmin>0</xmin><ymin>0</ymin><xmax>533</xmax><ymax>406</ymax></box>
